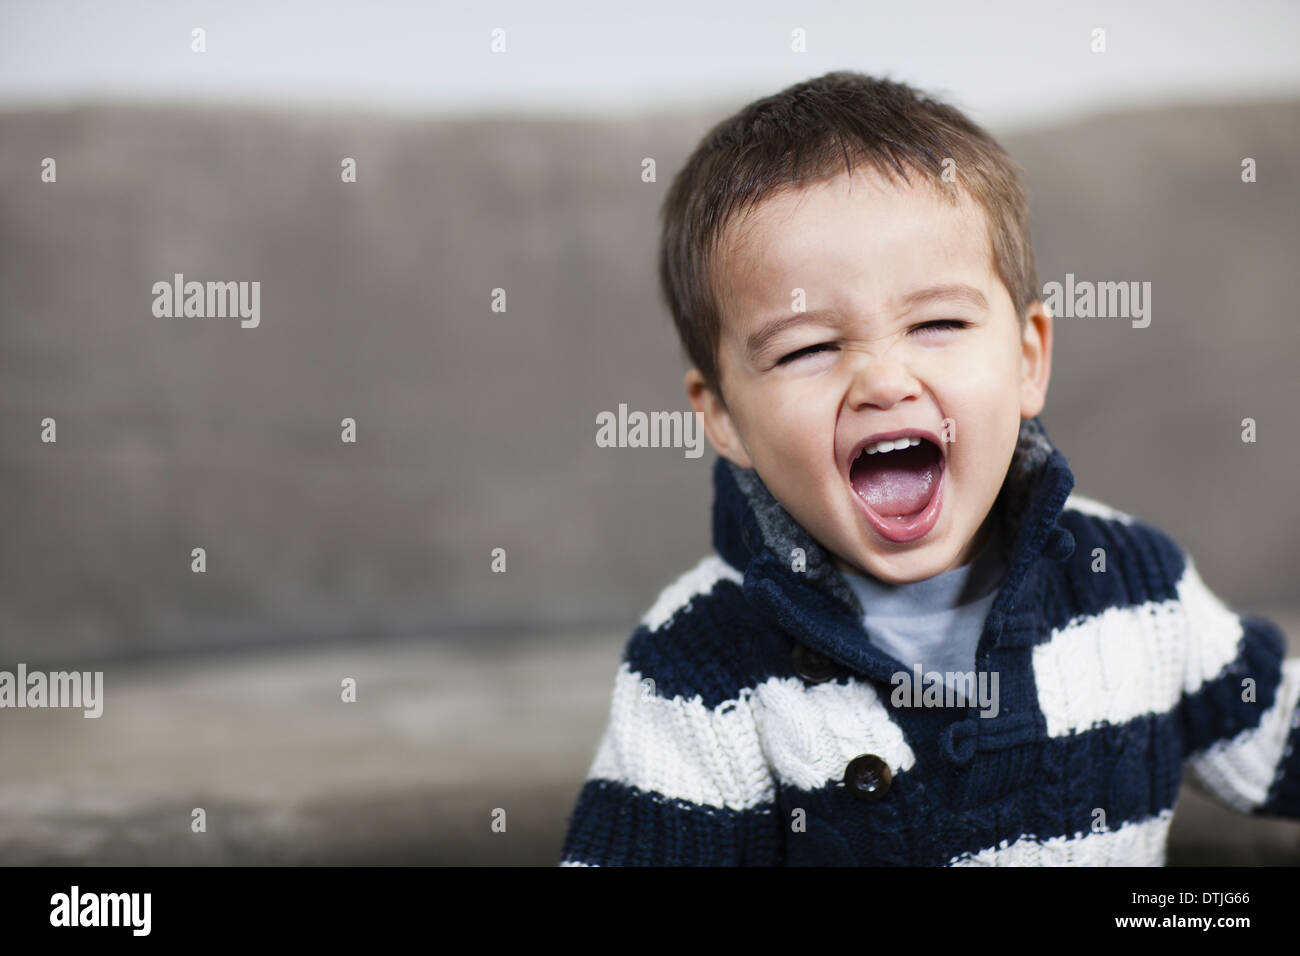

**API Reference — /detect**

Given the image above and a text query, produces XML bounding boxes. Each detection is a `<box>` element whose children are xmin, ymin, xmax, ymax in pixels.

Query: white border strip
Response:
<box><xmin>1034</xmin><ymin>562</ymin><xmax>1244</xmax><ymax>736</ymax></box>
<box><xmin>751</xmin><ymin>675</ymin><xmax>916</xmax><ymax>793</ymax></box>
<box><xmin>949</xmin><ymin>810</ymin><xmax>1173</xmax><ymax>866</ymax></box>
<box><xmin>586</xmin><ymin>664</ymin><xmax>775</xmax><ymax>810</ymax></box>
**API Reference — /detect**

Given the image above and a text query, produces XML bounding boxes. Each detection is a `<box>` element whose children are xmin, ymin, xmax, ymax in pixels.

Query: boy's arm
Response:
<box><xmin>1178</xmin><ymin>556</ymin><xmax>1300</xmax><ymax>818</ymax></box>
<box><xmin>559</xmin><ymin>652</ymin><xmax>782</xmax><ymax>866</ymax></box>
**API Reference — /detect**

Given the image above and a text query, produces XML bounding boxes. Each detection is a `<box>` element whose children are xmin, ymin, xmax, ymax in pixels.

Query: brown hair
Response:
<box><xmin>657</xmin><ymin>71</ymin><xmax>1038</xmax><ymax>405</ymax></box>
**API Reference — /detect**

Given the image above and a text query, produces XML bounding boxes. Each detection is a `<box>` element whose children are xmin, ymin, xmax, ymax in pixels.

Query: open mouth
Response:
<box><xmin>848</xmin><ymin>433</ymin><xmax>945</xmax><ymax>543</ymax></box>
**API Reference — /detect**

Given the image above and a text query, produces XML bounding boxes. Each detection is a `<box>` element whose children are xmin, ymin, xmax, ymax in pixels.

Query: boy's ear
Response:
<box><xmin>1019</xmin><ymin>300</ymin><xmax>1053</xmax><ymax>419</ymax></box>
<box><xmin>685</xmin><ymin>368</ymin><xmax>754</xmax><ymax>469</ymax></box>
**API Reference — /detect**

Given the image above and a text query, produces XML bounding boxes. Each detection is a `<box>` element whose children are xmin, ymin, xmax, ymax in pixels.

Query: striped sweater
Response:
<box><xmin>560</xmin><ymin>418</ymin><xmax>1300</xmax><ymax>866</ymax></box>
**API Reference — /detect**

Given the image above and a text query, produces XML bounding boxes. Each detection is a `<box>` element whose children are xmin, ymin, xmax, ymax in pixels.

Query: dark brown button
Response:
<box><xmin>844</xmin><ymin>754</ymin><xmax>892</xmax><ymax>802</ymax></box>
<box><xmin>792</xmin><ymin>643</ymin><xmax>839</xmax><ymax>683</ymax></box>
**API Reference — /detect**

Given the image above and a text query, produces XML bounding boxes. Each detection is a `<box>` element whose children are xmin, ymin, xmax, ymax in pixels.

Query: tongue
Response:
<box><xmin>850</xmin><ymin>443</ymin><xmax>940</xmax><ymax>517</ymax></box>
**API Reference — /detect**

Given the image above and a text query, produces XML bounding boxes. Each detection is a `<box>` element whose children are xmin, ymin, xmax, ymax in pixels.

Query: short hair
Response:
<box><xmin>657</xmin><ymin>71</ymin><xmax>1038</xmax><ymax>404</ymax></box>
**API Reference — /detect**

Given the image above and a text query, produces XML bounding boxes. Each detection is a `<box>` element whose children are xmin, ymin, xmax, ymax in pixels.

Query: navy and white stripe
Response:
<box><xmin>560</xmin><ymin>418</ymin><xmax>1300</xmax><ymax>866</ymax></box>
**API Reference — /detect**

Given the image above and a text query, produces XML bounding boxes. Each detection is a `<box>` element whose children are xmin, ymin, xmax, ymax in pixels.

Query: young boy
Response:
<box><xmin>560</xmin><ymin>72</ymin><xmax>1300</xmax><ymax>865</ymax></box>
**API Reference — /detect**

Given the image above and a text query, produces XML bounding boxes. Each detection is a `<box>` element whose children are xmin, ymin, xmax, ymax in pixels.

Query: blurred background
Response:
<box><xmin>1</xmin><ymin>0</ymin><xmax>1297</xmax><ymax>865</ymax></box>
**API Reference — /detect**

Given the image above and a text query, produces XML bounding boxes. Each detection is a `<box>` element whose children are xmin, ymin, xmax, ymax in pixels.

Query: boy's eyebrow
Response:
<box><xmin>743</xmin><ymin>310</ymin><xmax>837</xmax><ymax>363</ymax></box>
<box><xmin>901</xmin><ymin>283</ymin><xmax>989</xmax><ymax>313</ymax></box>
<box><xmin>743</xmin><ymin>284</ymin><xmax>989</xmax><ymax>363</ymax></box>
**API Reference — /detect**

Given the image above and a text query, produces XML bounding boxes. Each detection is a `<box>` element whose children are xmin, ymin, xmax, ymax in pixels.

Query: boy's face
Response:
<box><xmin>688</xmin><ymin>168</ymin><xmax>1051</xmax><ymax>584</ymax></box>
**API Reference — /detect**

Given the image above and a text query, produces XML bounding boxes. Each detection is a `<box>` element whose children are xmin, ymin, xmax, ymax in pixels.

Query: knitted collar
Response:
<box><xmin>711</xmin><ymin>417</ymin><xmax>1077</xmax><ymax>678</ymax></box>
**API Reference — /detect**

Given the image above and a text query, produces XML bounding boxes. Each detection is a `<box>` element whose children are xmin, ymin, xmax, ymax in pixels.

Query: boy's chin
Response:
<box><xmin>833</xmin><ymin>542</ymin><xmax>960</xmax><ymax>585</ymax></box>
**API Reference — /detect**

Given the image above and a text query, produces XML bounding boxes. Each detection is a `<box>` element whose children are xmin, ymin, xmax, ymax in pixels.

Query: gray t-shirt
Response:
<box><xmin>839</xmin><ymin>526</ymin><xmax>1006</xmax><ymax>697</ymax></box>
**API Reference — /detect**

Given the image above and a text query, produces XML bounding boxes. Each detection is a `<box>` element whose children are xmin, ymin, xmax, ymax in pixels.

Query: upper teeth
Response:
<box><xmin>862</xmin><ymin>436</ymin><xmax>922</xmax><ymax>456</ymax></box>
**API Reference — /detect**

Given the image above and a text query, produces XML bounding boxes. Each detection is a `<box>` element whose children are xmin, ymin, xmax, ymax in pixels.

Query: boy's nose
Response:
<box><xmin>845</xmin><ymin>353</ymin><xmax>922</xmax><ymax>410</ymax></box>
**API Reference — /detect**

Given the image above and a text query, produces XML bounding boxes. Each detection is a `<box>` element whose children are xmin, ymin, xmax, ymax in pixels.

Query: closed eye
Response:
<box><xmin>910</xmin><ymin>319</ymin><xmax>969</xmax><ymax>334</ymax></box>
<box><xmin>777</xmin><ymin>321</ymin><xmax>967</xmax><ymax>364</ymax></box>
<box><xmin>776</xmin><ymin>343</ymin><xmax>838</xmax><ymax>365</ymax></box>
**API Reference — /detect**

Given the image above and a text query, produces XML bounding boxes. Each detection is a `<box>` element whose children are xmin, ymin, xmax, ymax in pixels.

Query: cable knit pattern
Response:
<box><xmin>560</xmin><ymin>418</ymin><xmax>1300</xmax><ymax>865</ymax></box>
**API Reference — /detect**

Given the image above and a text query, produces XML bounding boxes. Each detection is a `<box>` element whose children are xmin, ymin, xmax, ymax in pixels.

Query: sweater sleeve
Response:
<box><xmin>558</xmin><ymin>651</ymin><xmax>783</xmax><ymax>866</ymax></box>
<box><xmin>1177</xmin><ymin>555</ymin><xmax>1300</xmax><ymax>818</ymax></box>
